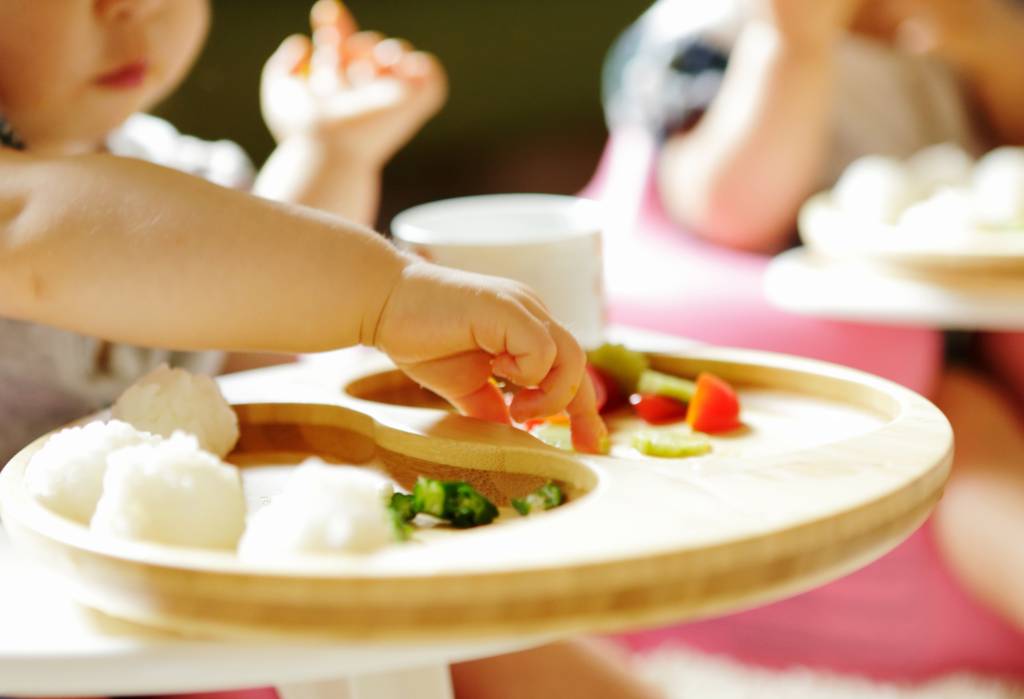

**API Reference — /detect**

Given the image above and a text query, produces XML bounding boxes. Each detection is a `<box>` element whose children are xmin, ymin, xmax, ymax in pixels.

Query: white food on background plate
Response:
<box><xmin>832</xmin><ymin>155</ymin><xmax>920</xmax><ymax>224</ymax></box>
<box><xmin>897</xmin><ymin>187</ymin><xmax>975</xmax><ymax>242</ymax></box>
<box><xmin>90</xmin><ymin>432</ymin><xmax>246</xmax><ymax>550</ymax></box>
<box><xmin>238</xmin><ymin>459</ymin><xmax>397</xmax><ymax>558</ymax></box>
<box><xmin>905</xmin><ymin>142</ymin><xmax>974</xmax><ymax>196</ymax></box>
<box><xmin>112</xmin><ymin>364</ymin><xmax>239</xmax><ymax>457</ymax></box>
<box><xmin>970</xmin><ymin>146</ymin><xmax>1024</xmax><ymax>229</ymax></box>
<box><xmin>24</xmin><ymin>420</ymin><xmax>159</xmax><ymax>524</ymax></box>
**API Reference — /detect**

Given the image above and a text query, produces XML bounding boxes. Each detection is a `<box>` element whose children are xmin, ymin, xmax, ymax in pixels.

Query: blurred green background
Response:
<box><xmin>155</xmin><ymin>0</ymin><xmax>650</xmax><ymax>230</ymax></box>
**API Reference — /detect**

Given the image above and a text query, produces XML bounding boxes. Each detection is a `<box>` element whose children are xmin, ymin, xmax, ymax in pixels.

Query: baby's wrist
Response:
<box><xmin>360</xmin><ymin>247</ymin><xmax>419</xmax><ymax>349</ymax></box>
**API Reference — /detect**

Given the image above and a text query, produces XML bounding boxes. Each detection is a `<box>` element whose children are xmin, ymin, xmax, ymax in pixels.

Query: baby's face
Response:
<box><xmin>0</xmin><ymin>0</ymin><xmax>210</xmax><ymax>153</ymax></box>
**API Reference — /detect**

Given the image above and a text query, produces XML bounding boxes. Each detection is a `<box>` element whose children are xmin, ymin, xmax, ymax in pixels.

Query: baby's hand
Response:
<box><xmin>370</xmin><ymin>261</ymin><xmax>609</xmax><ymax>454</ymax></box>
<box><xmin>261</xmin><ymin>0</ymin><xmax>448</xmax><ymax>165</ymax></box>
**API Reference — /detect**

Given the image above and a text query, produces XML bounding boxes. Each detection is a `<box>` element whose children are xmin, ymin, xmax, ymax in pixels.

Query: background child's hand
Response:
<box><xmin>753</xmin><ymin>0</ymin><xmax>865</xmax><ymax>50</ymax></box>
<box><xmin>261</xmin><ymin>0</ymin><xmax>448</xmax><ymax>166</ymax></box>
<box><xmin>371</xmin><ymin>261</ymin><xmax>609</xmax><ymax>454</ymax></box>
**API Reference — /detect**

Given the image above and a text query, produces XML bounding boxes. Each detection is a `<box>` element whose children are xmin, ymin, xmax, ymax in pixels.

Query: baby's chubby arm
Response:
<box><xmin>0</xmin><ymin>150</ymin><xmax>606</xmax><ymax>451</ymax></box>
<box><xmin>658</xmin><ymin>0</ymin><xmax>863</xmax><ymax>253</ymax></box>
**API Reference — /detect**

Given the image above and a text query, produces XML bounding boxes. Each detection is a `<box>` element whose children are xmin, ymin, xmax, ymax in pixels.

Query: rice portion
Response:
<box><xmin>112</xmin><ymin>364</ymin><xmax>239</xmax><ymax>458</ymax></box>
<box><xmin>91</xmin><ymin>432</ymin><xmax>246</xmax><ymax>550</ymax></box>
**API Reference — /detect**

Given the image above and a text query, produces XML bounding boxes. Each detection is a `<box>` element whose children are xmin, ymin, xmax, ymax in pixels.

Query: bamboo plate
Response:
<box><xmin>0</xmin><ymin>347</ymin><xmax>952</xmax><ymax>641</ymax></box>
<box><xmin>800</xmin><ymin>193</ymin><xmax>1024</xmax><ymax>272</ymax></box>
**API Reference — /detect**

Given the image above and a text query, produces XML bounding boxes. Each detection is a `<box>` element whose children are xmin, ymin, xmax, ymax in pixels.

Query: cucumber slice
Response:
<box><xmin>530</xmin><ymin>423</ymin><xmax>574</xmax><ymax>451</ymax></box>
<box><xmin>587</xmin><ymin>343</ymin><xmax>650</xmax><ymax>393</ymax></box>
<box><xmin>632</xmin><ymin>429</ymin><xmax>711</xmax><ymax>458</ymax></box>
<box><xmin>637</xmin><ymin>369</ymin><xmax>697</xmax><ymax>403</ymax></box>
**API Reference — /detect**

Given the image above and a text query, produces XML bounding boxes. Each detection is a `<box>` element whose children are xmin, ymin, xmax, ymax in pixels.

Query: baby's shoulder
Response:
<box><xmin>107</xmin><ymin>114</ymin><xmax>254</xmax><ymax>190</ymax></box>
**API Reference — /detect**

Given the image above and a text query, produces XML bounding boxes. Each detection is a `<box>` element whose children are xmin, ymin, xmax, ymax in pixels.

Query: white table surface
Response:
<box><xmin>765</xmin><ymin>248</ymin><xmax>1024</xmax><ymax>331</ymax></box>
<box><xmin>0</xmin><ymin>326</ymin><xmax>690</xmax><ymax>698</ymax></box>
<box><xmin>0</xmin><ymin>526</ymin><xmax>545</xmax><ymax>697</ymax></box>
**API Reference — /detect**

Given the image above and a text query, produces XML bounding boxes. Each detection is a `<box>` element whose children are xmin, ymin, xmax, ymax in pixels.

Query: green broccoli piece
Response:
<box><xmin>387</xmin><ymin>493</ymin><xmax>416</xmax><ymax>541</ymax></box>
<box><xmin>586</xmin><ymin>343</ymin><xmax>650</xmax><ymax>394</ymax></box>
<box><xmin>412</xmin><ymin>477</ymin><xmax>498</xmax><ymax>528</ymax></box>
<box><xmin>389</xmin><ymin>492</ymin><xmax>417</xmax><ymax>522</ymax></box>
<box><xmin>512</xmin><ymin>481</ymin><xmax>566</xmax><ymax>516</ymax></box>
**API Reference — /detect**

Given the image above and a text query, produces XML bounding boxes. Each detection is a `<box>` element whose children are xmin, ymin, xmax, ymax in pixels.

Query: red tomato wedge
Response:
<box><xmin>686</xmin><ymin>373</ymin><xmax>741</xmax><ymax>433</ymax></box>
<box><xmin>587</xmin><ymin>364</ymin><xmax>622</xmax><ymax>413</ymax></box>
<box><xmin>629</xmin><ymin>393</ymin><xmax>688</xmax><ymax>425</ymax></box>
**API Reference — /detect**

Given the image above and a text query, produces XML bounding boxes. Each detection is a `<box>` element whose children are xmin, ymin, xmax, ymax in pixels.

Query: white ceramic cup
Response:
<box><xmin>391</xmin><ymin>194</ymin><xmax>607</xmax><ymax>348</ymax></box>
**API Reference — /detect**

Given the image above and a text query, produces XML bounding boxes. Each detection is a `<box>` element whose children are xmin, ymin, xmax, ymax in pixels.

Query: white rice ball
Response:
<box><xmin>25</xmin><ymin>420</ymin><xmax>159</xmax><ymax>524</ymax></box>
<box><xmin>238</xmin><ymin>459</ymin><xmax>396</xmax><ymax>558</ymax></box>
<box><xmin>112</xmin><ymin>364</ymin><xmax>239</xmax><ymax>458</ymax></box>
<box><xmin>971</xmin><ymin>147</ymin><xmax>1024</xmax><ymax>228</ymax></box>
<box><xmin>897</xmin><ymin>187</ymin><xmax>974</xmax><ymax>241</ymax></box>
<box><xmin>906</xmin><ymin>143</ymin><xmax>974</xmax><ymax>195</ymax></box>
<box><xmin>90</xmin><ymin>432</ymin><xmax>246</xmax><ymax>550</ymax></box>
<box><xmin>833</xmin><ymin>155</ymin><xmax>920</xmax><ymax>224</ymax></box>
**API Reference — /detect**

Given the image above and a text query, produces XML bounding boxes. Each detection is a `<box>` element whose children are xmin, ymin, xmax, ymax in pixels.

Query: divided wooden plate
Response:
<box><xmin>800</xmin><ymin>193</ymin><xmax>1024</xmax><ymax>272</ymax></box>
<box><xmin>0</xmin><ymin>347</ymin><xmax>952</xmax><ymax>641</ymax></box>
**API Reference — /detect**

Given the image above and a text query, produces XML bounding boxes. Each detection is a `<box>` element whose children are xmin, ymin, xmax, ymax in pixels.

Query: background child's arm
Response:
<box><xmin>0</xmin><ymin>149</ymin><xmax>604</xmax><ymax>449</ymax></box>
<box><xmin>254</xmin><ymin>0</ymin><xmax>447</xmax><ymax>226</ymax></box>
<box><xmin>657</xmin><ymin>0</ymin><xmax>861</xmax><ymax>253</ymax></box>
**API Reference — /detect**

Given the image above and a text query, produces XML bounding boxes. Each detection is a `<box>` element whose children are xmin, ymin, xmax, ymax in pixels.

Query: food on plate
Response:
<box><xmin>687</xmin><ymin>373</ymin><xmax>742</xmax><ymax>434</ymax></box>
<box><xmin>830</xmin><ymin>144</ymin><xmax>1024</xmax><ymax>233</ymax></box>
<box><xmin>408</xmin><ymin>476</ymin><xmax>499</xmax><ymax>529</ymax></box>
<box><xmin>112</xmin><ymin>364</ymin><xmax>239</xmax><ymax>457</ymax></box>
<box><xmin>971</xmin><ymin>147</ymin><xmax>1024</xmax><ymax>229</ymax></box>
<box><xmin>24</xmin><ymin>420</ymin><xmax>159</xmax><ymax>524</ymax></box>
<box><xmin>512</xmin><ymin>482</ymin><xmax>565</xmax><ymax>516</ymax></box>
<box><xmin>629</xmin><ymin>393</ymin><xmax>688</xmax><ymax>425</ymax></box>
<box><xmin>632</xmin><ymin>429</ymin><xmax>711</xmax><ymax>458</ymax></box>
<box><xmin>832</xmin><ymin>155</ymin><xmax>919</xmax><ymax>224</ymax></box>
<box><xmin>91</xmin><ymin>432</ymin><xmax>246</xmax><ymax>550</ymax></box>
<box><xmin>527</xmin><ymin>345</ymin><xmax>744</xmax><ymax>457</ymax></box>
<box><xmin>906</xmin><ymin>142</ymin><xmax>973</xmax><ymax>195</ymax></box>
<box><xmin>239</xmin><ymin>460</ymin><xmax>397</xmax><ymax>557</ymax></box>
<box><xmin>586</xmin><ymin>343</ymin><xmax>650</xmax><ymax>394</ymax></box>
<box><xmin>636</xmin><ymin>369</ymin><xmax>696</xmax><ymax>403</ymax></box>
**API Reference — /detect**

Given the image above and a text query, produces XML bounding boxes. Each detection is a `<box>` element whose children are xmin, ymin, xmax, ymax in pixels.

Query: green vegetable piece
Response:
<box><xmin>412</xmin><ymin>477</ymin><xmax>499</xmax><ymax>528</ymax></box>
<box><xmin>529</xmin><ymin>422</ymin><xmax>574</xmax><ymax>451</ymax></box>
<box><xmin>632</xmin><ymin>429</ymin><xmax>712</xmax><ymax>458</ymax></box>
<box><xmin>389</xmin><ymin>492</ymin><xmax>416</xmax><ymax>522</ymax></box>
<box><xmin>512</xmin><ymin>481</ymin><xmax>566</xmax><ymax>516</ymax></box>
<box><xmin>586</xmin><ymin>343</ymin><xmax>650</xmax><ymax>393</ymax></box>
<box><xmin>387</xmin><ymin>505</ymin><xmax>414</xmax><ymax>542</ymax></box>
<box><xmin>637</xmin><ymin>369</ymin><xmax>697</xmax><ymax>403</ymax></box>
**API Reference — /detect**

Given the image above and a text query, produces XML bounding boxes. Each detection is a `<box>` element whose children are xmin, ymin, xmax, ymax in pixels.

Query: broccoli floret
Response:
<box><xmin>412</xmin><ymin>477</ymin><xmax>498</xmax><ymax>528</ymax></box>
<box><xmin>512</xmin><ymin>481</ymin><xmax>565</xmax><ymax>516</ymax></box>
<box><xmin>387</xmin><ymin>493</ymin><xmax>416</xmax><ymax>541</ymax></box>
<box><xmin>389</xmin><ymin>492</ymin><xmax>417</xmax><ymax>522</ymax></box>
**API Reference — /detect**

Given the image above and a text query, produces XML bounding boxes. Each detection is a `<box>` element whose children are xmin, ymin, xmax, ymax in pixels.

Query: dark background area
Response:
<box><xmin>154</xmin><ymin>0</ymin><xmax>650</xmax><ymax>230</ymax></box>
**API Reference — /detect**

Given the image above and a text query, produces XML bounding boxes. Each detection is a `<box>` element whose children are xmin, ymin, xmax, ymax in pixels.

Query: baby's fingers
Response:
<box><xmin>508</xmin><ymin>321</ymin><xmax>586</xmax><ymax>423</ymax></box>
<box><xmin>567</xmin><ymin>375</ymin><xmax>610</xmax><ymax>454</ymax></box>
<box><xmin>311</xmin><ymin>0</ymin><xmax>358</xmax><ymax>41</ymax></box>
<box><xmin>266</xmin><ymin>34</ymin><xmax>313</xmax><ymax>78</ymax></box>
<box><xmin>399</xmin><ymin>352</ymin><xmax>511</xmax><ymax>425</ymax></box>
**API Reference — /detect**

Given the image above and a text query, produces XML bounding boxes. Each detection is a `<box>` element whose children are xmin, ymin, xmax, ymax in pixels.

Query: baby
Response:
<box><xmin>0</xmin><ymin>0</ymin><xmax>607</xmax><ymax>461</ymax></box>
<box><xmin>0</xmin><ymin>2</ymin><xmax>634</xmax><ymax>698</ymax></box>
